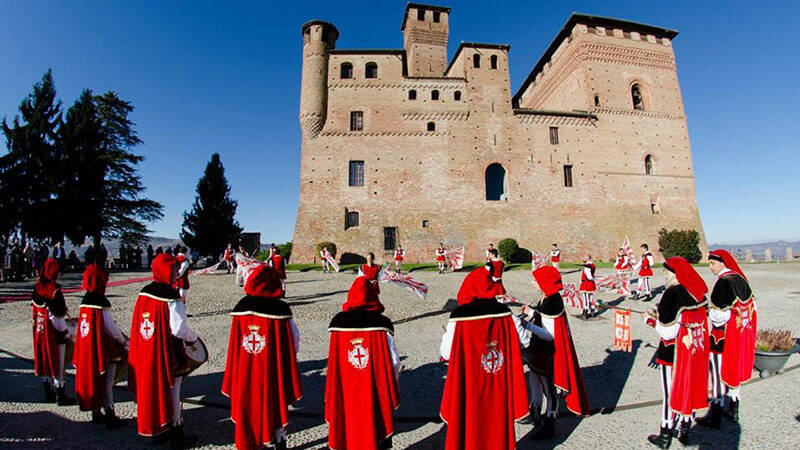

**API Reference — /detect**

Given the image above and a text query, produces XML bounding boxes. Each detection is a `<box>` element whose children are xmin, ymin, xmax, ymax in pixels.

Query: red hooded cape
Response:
<box><xmin>128</xmin><ymin>254</ymin><xmax>182</xmax><ymax>436</ymax></box>
<box><xmin>31</xmin><ymin>258</ymin><xmax>65</xmax><ymax>378</ymax></box>
<box><xmin>326</xmin><ymin>276</ymin><xmax>398</xmax><ymax>450</ymax></box>
<box><xmin>664</xmin><ymin>257</ymin><xmax>710</xmax><ymax>415</ymax></box>
<box><xmin>441</xmin><ymin>269</ymin><xmax>529</xmax><ymax>450</ymax></box>
<box><xmin>270</xmin><ymin>254</ymin><xmax>287</xmax><ymax>280</ymax></box>
<box><xmin>533</xmin><ymin>266</ymin><xmax>591</xmax><ymax>415</ymax></box>
<box><xmin>74</xmin><ymin>264</ymin><xmax>124</xmax><ymax>411</ymax></box>
<box><xmin>487</xmin><ymin>260</ymin><xmax>507</xmax><ymax>296</ymax></box>
<box><xmin>222</xmin><ymin>265</ymin><xmax>302</xmax><ymax>449</ymax></box>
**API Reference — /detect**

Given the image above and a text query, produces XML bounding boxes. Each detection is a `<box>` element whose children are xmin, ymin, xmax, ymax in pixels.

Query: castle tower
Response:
<box><xmin>402</xmin><ymin>4</ymin><xmax>450</xmax><ymax>77</ymax></box>
<box><xmin>299</xmin><ymin>20</ymin><xmax>338</xmax><ymax>139</ymax></box>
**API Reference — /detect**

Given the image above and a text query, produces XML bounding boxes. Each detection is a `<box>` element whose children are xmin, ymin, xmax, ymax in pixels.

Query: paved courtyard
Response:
<box><xmin>1</xmin><ymin>263</ymin><xmax>798</xmax><ymax>449</ymax></box>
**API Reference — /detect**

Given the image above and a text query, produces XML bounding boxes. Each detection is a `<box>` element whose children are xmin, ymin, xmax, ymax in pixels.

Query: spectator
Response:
<box><xmin>155</xmin><ymin>246</ymin><xmax>163</xmax><ymax>256</ymax></box>
<box><xmin>24</xmin><ymin>241</ymin><xmax>35</xmax><ymax>278</ymax></box>
<box><xmin>68</xmin><ymin>250</ymin><xmax>80</xmax><ymax>272</ymax></box>
<box><xmin>52</xmin><ymin>241</ymin><xmax>67</xmax><ymax>267</ymax></box>
<box><xmin>84</xmin><ymin>245</ymin><xmax>96</xmax><ymax>266</ymax></box>
<box><xmin>147</xmin><ymin>245</ymin><xmax>155</xmax><ymax>268</ymax></box>
<box><xmin>190</xmin><ymin>249</ymin><xmax>199</xmax><ymax>268</ymax></box>
<box><xmin>98</xmin><ymin>244</ymin><xmax>108</xmax><ymax>268</ymax></box>
<box><xmin>135</xmin><ymin>245</ymin><xmax>143</xmax><ymax>269</ymax></box>
<box><xmin>165</xmin><ymin>246</ymin><xmax>173</xmax><ymax>256</ymax></box>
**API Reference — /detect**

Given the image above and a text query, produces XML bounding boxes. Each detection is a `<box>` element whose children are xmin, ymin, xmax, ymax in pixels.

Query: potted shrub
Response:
<box><xmin>754</xmin><ymin>328</ymin><xmax>799</xmax><ymax>378</ymax></box>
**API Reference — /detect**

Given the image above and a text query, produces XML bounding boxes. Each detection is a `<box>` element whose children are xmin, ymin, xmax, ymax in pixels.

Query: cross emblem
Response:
<box><xmin>347</xmin><ymin>341</ymin><xmax>369</xmax><ymax>370</ymax></box>
<box><xmin>242</xmin><ymin>329</ymin><xmax>265</xmax><ymax>354</ymax></box>
<box><xmin>140</xmin><ymin>317</ymin><xmax>154</xmax><ymax>340</ymax></box>
<box><xmin>353</xmin><ymin>347</ymin><xmax>367</xmax><ymax>366</ymax></box>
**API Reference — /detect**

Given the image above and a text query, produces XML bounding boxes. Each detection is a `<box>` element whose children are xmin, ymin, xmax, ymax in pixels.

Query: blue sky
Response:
<box><xmin>1</xmin><ymin>1</ymin><xmax>797</xmax><ymax>245</ymax></box>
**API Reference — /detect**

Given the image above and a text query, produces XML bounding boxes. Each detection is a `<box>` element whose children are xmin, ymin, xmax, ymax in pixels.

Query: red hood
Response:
<box><xmin>82</xmin><ymin>263</ymin><xmax>109</xmax><ymax>295</ymax></box>
<box><xmin>456</xmin><ymin>267</ymin><xmax>496</xmax><ymax>305</ymax></box>
<box><xmin>342</xmin><ymin>276</ymin><xmax>384</xmax><ymax>313</ymax></box>
<box><xmin>664</xmin><ymin>257</ymin><xmax>708</xmax><ymax>302</ymax></box>
<box><xmin>151</xmin><ymin>253</ymin><xmax>177</xmax><ymax>284</ymax></box>
<box><xmin>533</xmin><ymin>266</ymin><xmax>563</xmax><ymax>297</ymax></box>
<box><xmin>244</xmin><ymin>265</ymin><xmax>285</xmax><ymax>298</ymax></box>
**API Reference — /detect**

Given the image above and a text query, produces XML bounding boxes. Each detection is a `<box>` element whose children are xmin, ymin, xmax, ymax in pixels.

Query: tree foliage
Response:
<box><xmin>316</xmin><ymin>241</ymin><xmax>337</xmax><ymax>259</ymax></box>
<box><xmin>497</xmin><ymin>238</ymin><xmax>519</xmax><ymax>263</ymax></box>
<box><xmin>180</xmin><ymin>153</ymin><xmax>242</xmax><ymax>257</ymax></box>
<box><xmin>658</xmin><ymin>228</ymin><xmax>702</xmax><ymax>263</ymax></box>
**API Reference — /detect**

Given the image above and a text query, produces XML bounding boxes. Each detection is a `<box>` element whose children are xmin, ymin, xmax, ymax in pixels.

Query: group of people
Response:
<box><xmin>1</xmin><ymin>239</ymin><xmax>77</xmax><ymax>281</ymax></box>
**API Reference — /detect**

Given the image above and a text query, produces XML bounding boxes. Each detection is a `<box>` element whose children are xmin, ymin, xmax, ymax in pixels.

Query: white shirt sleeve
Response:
<box><xmin>583</xmin><ymin>266</ymin><xmax>594</xmax><ymax>280</ymax></box>
<box><xmin>647</xmin><ymin>254</ymin><xmax>654</xmax><ymax>266</ymax></box>
<box><xmin>511</xmin><ymin>315</ymin><xmax>531</xmax><ymax>348</ymax></box>
<box><xmin>439</xmin><ymin>321</ymin><xmax>456</xmax><ymax>361</ymax></box>
<box><xmin>709</xmin><ymin>308</ymin><xmax>731</xmax><ymax>328</ymax></box>
<box><xmin>178</xmin><ymin>260</ymin><xmax>190</xmax><ymax>277</ymax></box>
<box><xmin>49</xmin><ymin>313</ymin><xmax>68</xmax><ymax>332</ymax></box>
<box><xmin>386</xmin><ymin>333</ymin><xmax>401</xmax><ymax>379</ymax></box>
<box><xmin>102</xmin><ymin>309</ymin><xmax>126</xmax><ymax>344</ymax></box>
<box><xmin>168</xmin><ymin>300</ymin><xmax>198</xmax><ymax>342</ymax></box>
<box><xmin>289</xmin><ymin>319</ymin><xmax>300</xmax><ymax>353</ymax></box>
<box><xmin>655</xmin><ymin>321</ymin><xmax>679</xmax><ymax>341</ymax></box>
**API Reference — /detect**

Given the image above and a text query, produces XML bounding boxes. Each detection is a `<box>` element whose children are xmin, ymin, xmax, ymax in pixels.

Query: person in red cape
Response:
<box><xmin>516</xmin><ymin>266</ymin><xmax>590</xmax><ymax>440</ymax></box>
<box><xmin>486</xmin><ymin>248</ymin><xmax>506</xmax><ymax>298</ymax></box>
<box><xmin>325</xmin><ymin>275</ymin><xmax>400</xmax><ymax>450</ymax></box>
<box><xmin>644</xmin><ymin>257</ymin><xmax>709</xmax><ymax>448</ymax></box>
<box><xmin>579</xmin><ymin>255</ymin><xmax>598</xmax><ymax>319</ymax></box>
<box><xmin>224</xmin><ymin>242</ymin><xmax>235</xmax><ymax>274</ymax></box>
<box><xmin>696</xmin><ymin>249</ymin><xmax>756</xmax><ymax>428</ymax></box>
<box><xmin>268</xmin><ymin>246</ymin><xmax>288</xmax><ymax>292</ymax></box>
<box><xmin>128</xmin><ymin>253</ymin><xmax>200</xmax><ymax>446</ymax></box>
<box><xmin>439</xmin><ymin>268</ymin><xmax>529</xmax><ymax>450</ymax></box>
<box><xmin>174</xmin><ymin>245</ymin><xmax>191</xmax><ymax>302</ymax></box>
<box><xmin>222</xmin><ymin>264</ymin><xmax>302</xmax><ymax>450</ymax></box>
<box><xmin>74</xmin><ymin>260</ymin><xmax>129</xmax><ymax>428</ymax></box>
<box><xmin>359</xmin><ymin>252</ymin><xmax>382</xmax><ymax>297</ymax></box>
<box><xmin>31</xmin><ymin>258</ymin><xmax>76</xmax><ymax>405</ymax></box>
<box><xmin>633</xmin><ymin>244</ymin><xmax>656</xmax><ymax>301</ymax></box>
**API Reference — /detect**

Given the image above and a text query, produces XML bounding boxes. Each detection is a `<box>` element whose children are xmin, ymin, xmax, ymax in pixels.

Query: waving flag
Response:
<box><xmin>622</xmin><ymin>236</ymin><xmax>637</xmax><ymax>266</ymax></box>
<box><xmin>561</xmin><ymin>283</ymin><xmax>584</xmax><ymax>310</ymax></box>
<box><xmin>445</xmin><ymin>246</ymin><xmax>465</xmax><ymax>270</ymax></box>
<box><xmin>194</xmin><ymin>260</ymin><xmax>224</xmax><ymax>275</ymax></box>
<box><xmin>379</xmin><ymin>270</ymin><xmax>429</xmax><ymax>300</ymax></box>
<box><xmin>596</xmin><ymin>273</ymin><xmax>632</xmax><ymax>295</ymax></box>
<box><xmin>531</xmin><ymin>250</ymin><xmax>548</xmax><ymax>271</ymax></box>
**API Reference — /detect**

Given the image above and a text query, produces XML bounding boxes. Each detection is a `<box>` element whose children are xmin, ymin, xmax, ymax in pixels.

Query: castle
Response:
<box><xmin>292</xmin><ymin>3</ymin><xmax>706</xmax><ymax>263</ymax></box>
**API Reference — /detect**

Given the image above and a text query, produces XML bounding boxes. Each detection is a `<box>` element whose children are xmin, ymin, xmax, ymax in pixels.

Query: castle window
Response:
<box><xmin>422</xmin><ymin>220</ymin><xmax>429</xmax><ymax>228</ymax></box>
<box><xmin>417</xmin><ymin>9</ymin><xmax>425</xmax><ymax>21</ymax></box>
<box><xmin>651</xmin><ymin>201</ymin><xmax>660</xmax><ymax>214</ymax></box>
<box><xmin>349</xmin><ymin>111</ymin><xmax>363</xmax><ymax>132</ymax></box>
<box><xmin>563</xmin><ymin>165</ymin><xmax>573</xmax><ymax>187</ymax></box>
<box><xmin>594</xmin><ymin>94</ymin><xmax>601</xmax><ymax>107</ymax></box>
<box><xmin>490</xmin><ymin>55</ymin><xmax>498</xmax><ymax>69</ymax></box>
<box><xmin>384</xmin><ymin>227</ymin><xmax>397</xmax><ymax>251</ymax></box>
<box><xmin>349</xmin><ymin>161</ymin><xmax>364</xmax><ymax>186</ymax></box>
<box><xmin>485</xmin><ymin>163</ymin><xmax>508</xmax><ymax>201</ymax></box>
<box><xmin>645</xmin><ymin>154</ymin><xmax>654</xmax><ymax>175</ymax></box>
<box><xmin>433</xmin><ymin>11</ymin><xmax>440</xmax><ymax>22</ymax></box>
<box><xmin>345</xmin><ymin>210</ymin><xmax>360</xmax><ymax>229</ymax></box>
<box><xmin>340</xmin><ymin>62</ymin><xmax>353</xmax><ymax>79</ymax></box>
<box><xmin>473</xmin><ymin>54</ymin><xmax>481</xmax><ymax>68</ymax></box>
<box><xmin>427</xmin><ymin>122</ymin><xmax>436</xmax><ymax>131</ymax></box>
<box><xmin>409</xmin><ymin>90</ymin><xmax>417</xmax><ymax>100</ymax></box>
<box><xmin>549</xmin><ymin>127</ymin><xmax>559</xmax><ymax>145</ymax></box>
<box><xmin>431</xmin><ymin>90</ymin><xmax>439</xmax><ymax>101</ymax></box>
<box><xmin>365</xmin><ymin>62</ymin><xmax>378</xmax><ymax>78</ymax></box>
<box><xmin>454</xmin><ymin>90</ymin><xmax>461</xmax><ymax>101</ymax></box>
<box><xmin>631</xmin><ymin>83</ymin><xmax>645</xmax><ymax>110</ymax></box>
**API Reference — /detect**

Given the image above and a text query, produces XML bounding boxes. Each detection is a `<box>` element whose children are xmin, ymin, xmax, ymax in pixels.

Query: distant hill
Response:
<box><xmin>709</xmin><ymin>240</ymin><xmax>799</xmax><ymax>261</ymax></box>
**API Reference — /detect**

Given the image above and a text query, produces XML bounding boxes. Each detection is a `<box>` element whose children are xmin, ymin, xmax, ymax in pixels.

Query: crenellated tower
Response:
<box><xmin>299</xmin><ymin>20</ymin><xmax>338</xmax><ymax>139</ymax></box>
<box><xmin>402</xmin><ymin>3</ymin><xmax>450</xmax><ymax>77</ymax></box>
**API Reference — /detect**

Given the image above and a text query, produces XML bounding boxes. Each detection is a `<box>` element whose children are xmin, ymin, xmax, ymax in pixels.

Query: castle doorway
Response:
<box><xmin>485</xmin><ymin>163</ymin><xmax>507</xmax><ymax>200</ymax></box>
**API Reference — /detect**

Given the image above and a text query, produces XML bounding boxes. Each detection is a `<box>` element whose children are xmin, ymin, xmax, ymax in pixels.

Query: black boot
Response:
<box><xmin>520</xmin><ymin>404</ymin><xmax>541</xmax><ymax>426</ymax></box>
<box><xmin>104</xmin><ymin>407</ymin><xmax>129</xmax><ymax>430</ymax></box>
<box><xmin>274</xmin><ymin>439</ymin><xmax>288</xmax><ymax>450</ymax></box>
<box><xmin>42</xmin><ymin>380</ymin><xmax>56</xmax><ymax>403</ymax></box>
<box><xmin>695</xmin><ymin>402</ymin><xmax>722</xmax><ymax>428</ymax></box>
<box><xmin>530</xmin><ymin>416</ymin><xmax>555</xmax><ymax>440</ymax></box>
<box><xmin>675</xmin><ymin>419</ymin><xmax>690</xmax><ymax>445</ymax></box>
<box><xmin>642</xmin><ymin>294</ymin><xmax>653</xmax><ymax>302</ymax></box>
<box><xmin>91</xmin><ymin>409</ymin><xmax>105</xmax><ymax>424</ymax></box>
<box><xmin>168</xmin><ymin>424</ymin><xmax>198</xmax><ymax>449</ymax></box>
<box><xmin>647</xmin><ymin>426</ymin><xmax>672</xmax><ymax>449</ymax></box>
<box><xmin>724</xmin><ymin>399</ymin><xmax>739</xmax><ymax>423</ymax></box>
<box><xmin>56</xmin><ymin>385</ymin><xmax>76</xmax><ymax>406</ymax></box>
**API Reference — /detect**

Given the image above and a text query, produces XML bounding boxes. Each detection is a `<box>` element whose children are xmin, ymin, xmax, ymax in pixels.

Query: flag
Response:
<box><xmin>379</xmin><ymin>270</ymin><xmax>429</xmax><ymax>300</ymax></box>
<box><xmin>622</xmin><ymin>236</ymin><xmax>637</xmax><ymax>266</ymax></box>
<box><xmin>613</xmin><ymin>308</ymin><xmax>632</xmax><ymax>352</ymax></box>
<box><xmin>194</xmin><ymin>260</ymin><xmax>224</xmax><ymax>275</ymax></box>
<box><xmin>445</xmin><ymin>246</ymin><xmax>465</xmax><ymax>270</ymax></box>
<box><xmin>531</xmin><ymin>250</ymin><xmax>548</xmax><ymax>270</ymax></box>
<box><xmin>596</xmin><ymin>273</ymin><xmax>632</xmax><ymax>296</ymax></box>
<box><xmin>561</xmin><ymin>283</ymin><xmax>584</xmax><ymax>310</ymax></box>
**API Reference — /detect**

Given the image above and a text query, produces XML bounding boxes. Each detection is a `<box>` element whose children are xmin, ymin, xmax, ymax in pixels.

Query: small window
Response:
<box><xmin>422</xmin><ymin>220</ymin><xmax>429</xmax><ymax>228</ymax></box>
<box><xmin>417</xmin><ymin>9</ymin><xmax>425</xmax><ymax>21</ymax></box>
<box><xmin>645</xmin><ymin>154</ymin><xmax>653</xmax><ymax>175</ymax></box>
<box><xmin>431</xmin><ymin>90</ymin><xmax>439</xmax><ymax>101</ymax></box>
<box><xmin>594</xmin><ymin>94</ymin><xmax>601</xmax><ymax>107</ymax></box>
<box><xmin>485</xmin><ymin>163</ymin><xmax>507</xmax><ymax>201</ymax></box>
<box><xmin>345</xmin><ymin>210</ymin><xmax>360</xmax><ymax>229</ymax></box>
<box><xmin>549</xmin><ymin>127</ymin><xmax>559</xmax><ymax>145</ymax></box>
<box><xmin>365</xmin><ymin>62</ymin><xmax>378</xmax><ymax>79</ymax></box>
<box><xmin>427</xmin><ymin>122</ymin><xmax>435</xmax><ymax>131</ymax></box>
<box><xmin>350</xmin><ymin>111</ymin><xmax>363</xmax><ymax>132</ymax></box>
<box><xmin>384</xmin><ymin>227</ymin><xmax>397</xmax><ymax>251</ymax></box>
<box><xmin>473</xmin><ymin>53</ymin><xmax>481</xmax><ymax>68</ymax></box>
<box><xmin>409</xmin><ymin>90</ymin><xmax>417</xmax><ymax>100</ymax></box>
<box><xmin>490</xmin><ymin>55</ymin><xmax>498</xmax><ymax>69</ymax></box>
<box><xmin>454</xmin><ymin>90</ymin><xmax>461</xmax><ymax>101</ymax></box>
<box><xmin>349</xmin><ymin>161</ymin><xmax>364</xmax><ymax>187</ymax></box>
<box><xmin>651</xmin><ymin>202</ymin><xmax>660</xmax><ymax>214</ymax></box>
<box><xmin>340</xmin><ymin>62</ymin><xmax>353</xmax><ymax>79</ymax></box>
<box><xmin>631</xmin><ymin>83</ymin><xmax>645</xmax><ymax>110</ymax></box>
<box><xmin>563</xmin><ymin>165</ymin><xmax>573</xmax><ymax>187</ymax></box>
<box><xmin>433</xmin><ymin>11</ymin><xmax>440</xmax><ymax>23</ymax></box>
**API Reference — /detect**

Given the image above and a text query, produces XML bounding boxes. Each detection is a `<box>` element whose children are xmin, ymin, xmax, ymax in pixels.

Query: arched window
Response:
<box><xmin>454</xmin><ymin>90</ymin><xmax>461</xmax><ymax>101</ymax></box>
<box><xmin>427</xmin><ymin>122</ymin><xmax>436</xmax><ymax>131</ymax></box>
<box><xmin>408</xmin><ymin>90</ymin><xmax>417</xmax><ymax>100</ymax></box>
<box><xmin>594</xmin><ymin>94</ymin><xmax>601</xmax><ymax>107</ymax></box>
<box><xmin>365</xmin><ymin>62</ymin><xmax>378</xmax><ymax>78</ymax></box>
<box><xmin>644</xmin><ymin>154</ymin><xmax>653</xmax><ymax>175</ymax></box>
<box><xmin>485</xmin><ymin>163</ymin><xmax>507</xmax><ymax>201</ymax></box>
<box><xmin>473</xmin><ymin>54</ymin><xmax>481</xmax><ymax>68</ymax></box>
<box><xmin>490</xmin><ymin>55</ymin><xmax>498</xmax><ymax>69</ymax></box>
<box><xmin>631</xmin><ymin>83</ymin><xmax>645</xmax><ymax>110</ymax></box>
<box><xmin>431</xmin><ymin>90</ymin><xmax>439</xmax><ymax>100</ymax></box>
<box><xmin>340</xmin><ymin>62</ymin><xmax>353</xmax><ymax>79</ymax></box>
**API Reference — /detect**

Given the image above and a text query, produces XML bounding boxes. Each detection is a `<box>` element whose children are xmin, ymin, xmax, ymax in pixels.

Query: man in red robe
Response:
<box><xmin>128</xmin><ymin>253</ymin><xmax>200</xmax><ymax>446</ymax></box>
<box><xmin>74</xmin><ymin>261</ymin><xmax>129</xmax><ymax>428</ymax></box>
<box><xmin>439</xmin><ymin>268</ymin><xmax>529</xmax><ymax>450</ymax></box>
<box><xmin>359</xmin><ymin>252</ymin><xmax>382</xmax><ymax>297</ymax></box>
<box><xmin>644</xmin><ymin>257</ymin><xmax>709</xmax><ymax>448</ymax></box>
<box><xmin>325</xmin><ymin>275</ymin><xmax>400</xmax><ymax>450</ymax></box>
<box><xmin>31</xmin><ymin>258</ymin><xmax>75</xmax><ymax>405</ymax></box>
<box><xmin>696</xmin><ymin>249</ymin><xmax>756</xmax><ymax>428</ymax></box>
<box><xmin>222</xmin><ymin>265</ymin><xmax>302</xmax><ymax>450</ymax></box>
<box><xmin>486</xmin><ymin>248</ymin><xmax>506</xmax><ymax>298</ymax></box>
<box><xmin>268</xmin><ymin>247</ymin><xmax>288</xmax><ymax>292</ymax></box>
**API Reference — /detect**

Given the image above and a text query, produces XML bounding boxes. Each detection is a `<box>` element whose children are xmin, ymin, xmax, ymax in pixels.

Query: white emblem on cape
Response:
<box><xmin>79</xmin><ymin>318</ymin><xmax>90</xmax><ymax>338</ymax></box>
<box><xmin>35</xmin><ymin>313</ymin><xmax>45</xmax><ymax>334</ymax></box>
<box><xmin>139</xmin><ymin>313</ymin><xmax>154</xmax><ymax>340</ymax></box>
<box><xmin>242</xmin><ymin>325</ymin><xmax>266</xmax><ymax>355</ymax></box>
<box><xmin>481</xmin><ymin>341</ymin><xmax>504</xmax><ymax>374</ymax></box>
<box><xmin>347</xmin><ymin>338</ymin><xmax>369</xmax><ymax>370</ymax></box>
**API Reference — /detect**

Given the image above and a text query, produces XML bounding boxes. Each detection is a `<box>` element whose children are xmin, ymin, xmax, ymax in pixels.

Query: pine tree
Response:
<box><xmin>181</xmin><ymin>153</ymin><xmax>242</xmax><ymax>258</ymax></box>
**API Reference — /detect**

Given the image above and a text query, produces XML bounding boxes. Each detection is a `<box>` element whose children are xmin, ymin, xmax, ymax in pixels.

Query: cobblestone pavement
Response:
<box><xmin>1</xmin><ymin>264</ymin><xmax>798</xmax><ymax>448</ymax></box>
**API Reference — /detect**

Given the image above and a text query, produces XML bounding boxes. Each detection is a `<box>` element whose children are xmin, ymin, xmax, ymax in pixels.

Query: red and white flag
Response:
<box><xmin>561</xmin><ymin>283</ymin><xmax>584</xmax><ymax>310</ymax></box>
<box><xmin>445</xmin><ymin>246</ymin><xmax>465</xmax><ymax>271</ymax></box>
<box><xmin>194</xmin><ymin>260</ymin><xmax>224</xmax><ymax>276</ymax></box>
<box><xmin>379</xmin><ymin>269</ymin><xmax>429</xmax><ymax>300</ymax></box>
<box><xmin>622</xmin><ymin>236</ymin><xmax>637</xmax><ymax>266</ymax></box>
<box><xmin>596</xmin><ymin>273</ymin><xmax>632</xmax><ymax>295</ymax></box>
<box><xmin>320</xmin><ymin>250</ymin><xmax>340</xmax><ymax>273</ymax></box>
<box><xmin>531</xmin><ymin>250</ymin><xmax>548</xmax><ymax>271</ymax></box>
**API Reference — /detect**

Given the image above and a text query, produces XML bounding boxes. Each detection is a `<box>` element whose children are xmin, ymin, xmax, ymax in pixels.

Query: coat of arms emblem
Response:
<box><xmin>347</xmin><ymin>338</ymin><xmax>369</xmax><ymax>370</ymax></box>
<box><xmin>481</xmin><ymin>341</ymin><xmax>504</xmax><ymax>374</ymax></box>
<box><xmin>35</xmin><ymin>312</ymin><xmax>45</xmax><ymax>334</ymax></box>
<box><xmin>79</xmin><ymin>313</ymin><xmax>90</xmax><ymax>338</ymax></box>
<box><xmin>242</xmin><ymin>325</ymin><xmax>266</xmax><ymax>355</ymax></box>
<box><xmin>139</xmin><ymin>312</ymin><xmax>154</xmax><ymax>340</ymax></box>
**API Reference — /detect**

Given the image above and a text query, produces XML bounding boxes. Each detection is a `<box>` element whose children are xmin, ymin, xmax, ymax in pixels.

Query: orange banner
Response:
<box><xmin>613</xmin><ymin>308</ymin><xmax>632</xmax><ymax>352</ymax></box>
